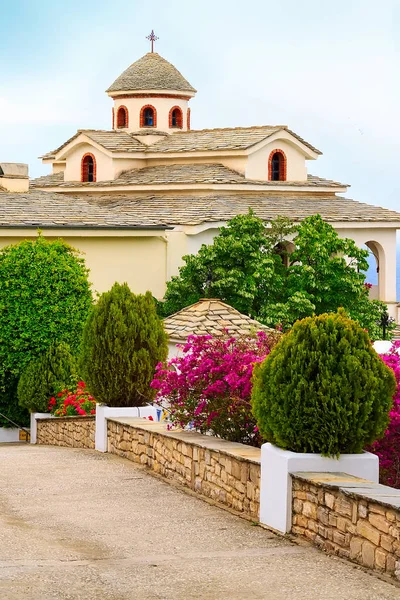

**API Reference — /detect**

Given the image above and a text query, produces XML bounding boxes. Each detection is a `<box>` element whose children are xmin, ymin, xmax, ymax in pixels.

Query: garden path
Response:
<box><xmin>1</xmin><ymin>443</ymin><xmax>400</xmax><ymax>600</ymax></box>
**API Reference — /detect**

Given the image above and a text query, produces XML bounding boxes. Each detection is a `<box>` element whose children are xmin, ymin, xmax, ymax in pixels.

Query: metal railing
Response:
<box><xmin>0</xmin><ymin>412</ymin><xmax>30</xmax><ymax>442</ymax></box>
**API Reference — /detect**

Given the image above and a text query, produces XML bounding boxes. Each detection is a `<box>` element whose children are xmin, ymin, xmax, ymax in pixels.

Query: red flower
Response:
<box><xmin>57</xmin><ymin>392</ymin><xmax>63</xmax><ymax>397</ymax></box>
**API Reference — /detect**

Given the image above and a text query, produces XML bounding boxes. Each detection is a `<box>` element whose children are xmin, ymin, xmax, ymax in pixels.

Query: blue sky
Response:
<box><xmin>0</xmin><ymin>0</ymin><xmax>399</xmax><ymax>216</ymax></box>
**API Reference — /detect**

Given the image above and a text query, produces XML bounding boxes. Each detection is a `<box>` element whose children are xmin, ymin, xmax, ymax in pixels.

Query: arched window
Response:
<box><xmin>268</xmin><ymin>150</ymin><xmax>287</xmax><ymax>181</ymax></box>
<box><xmin>140</xmin><ymin>105</ymin><xmax>157</xmax><ymax>128</ymax></box>
<box><xmin>117</xmin><ymin>106</ymin><xmax>128</xmax><ymax>128</ymax></box>
<box><xmin>187</xmin><ymin>108</ymin><xmax>191</xmax><ymax>130</ymax></box>
<box><xmin>81</xmin><ymin>153</ymin><xmax>96</xmax><ymax>183</ymax></box>
<box><xmin>169</xmin><ymin>106</ymin><xmax>183</xmax><ymax>129</ymax></box>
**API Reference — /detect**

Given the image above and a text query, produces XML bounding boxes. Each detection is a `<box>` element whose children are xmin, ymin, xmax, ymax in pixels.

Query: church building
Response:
<box><xmin>1</xmin><ymin>33</ymin><xmax>399</xmax><ymax>320</ymax></box>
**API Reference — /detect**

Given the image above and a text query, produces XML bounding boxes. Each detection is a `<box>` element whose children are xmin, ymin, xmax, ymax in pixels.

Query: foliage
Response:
<box><xmin>158</xmin><ymin>211</ymin><xmax>293</xmax><ymax>319</ymax></box>
<box><xmin>0</xmin><ymin>235</ymin><xmax>92</xmax><ymax>379</ymax></box>
<box><xmin>0</xmin><ymin>373</ymin><xmax>29</xmax><ymax>428</ymax></box>
<box><xmin>251</xmin><ymin>311</ymin><xmax>396</xmax><ymax>456</ymax></box>
<box><xmin>80</xmin><ymin>283</ymin><xmax>168</xmax><ymax>407</ymax></box>
<box><xmin>151</xmin><ymin>331</ymin><xmax>280</xmax><ymax>445</ymax></box>
<box><xmin>17</xmin><ymin>343</ymin><xmax>78</xmax><ymax>413</ymax></box>
<box><xmin>368</xmin><ymin>342</ymin><xmax>400</xmax><ymax>487</ymax></box>
<box><xmin>49</xmin><ymin>381</ymin><xmax>96</xmax><ymax>417</ymax></box>
<box><xmin>157</xmin><ymin>211</ymin><xmax>389</xmax><ymax>341</ymax></box>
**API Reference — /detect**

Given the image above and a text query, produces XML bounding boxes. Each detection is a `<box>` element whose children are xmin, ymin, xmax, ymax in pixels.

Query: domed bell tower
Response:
<box><xmin>106</xmin><ymin>31</ymin><xmax>196</xmax><ymax>135</ymax></box>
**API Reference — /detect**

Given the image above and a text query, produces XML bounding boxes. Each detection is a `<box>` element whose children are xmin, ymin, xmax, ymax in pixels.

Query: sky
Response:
<box><xmin>0</xmin><ymin>0</ymin><xmax>399</xmax><ymax>212</ymax></box>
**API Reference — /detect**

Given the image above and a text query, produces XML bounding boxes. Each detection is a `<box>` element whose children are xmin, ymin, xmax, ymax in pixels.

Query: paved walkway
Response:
<box><xmin>1</xmin><ymin>445</ymin><xmax>400</xmax><ymax>600</ymax></box>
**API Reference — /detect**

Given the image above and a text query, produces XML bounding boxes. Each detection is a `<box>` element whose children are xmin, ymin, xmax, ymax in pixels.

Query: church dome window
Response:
<box><xmin>268</xmin><ymin>150</ymin><xmax>287</xmax><ymax>181</ymax></box>
<box><xmin>169</xmin><ymin>106</ymin><xmax>183</xmax><ymax>129</ymax></box>
<box><xmin>81</xmin><ymin>153</ymin><xmax>96</xmax><ymax>183</ymax></box>
<box><xmin>117</xmin><ymin>106</ymin><xmax>128</xmax><ymax>128</ymax></box>
<box><xmin>140</xmin><ymin>105</ymin><xmax>157</xmax><ymax>128</ymax></box>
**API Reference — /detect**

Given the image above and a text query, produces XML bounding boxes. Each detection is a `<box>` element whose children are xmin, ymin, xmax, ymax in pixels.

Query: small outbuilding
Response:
<box><xmin>163</xmin><ymin>298</ymin><xmax>273</xmax><ymax>358</ymax></box>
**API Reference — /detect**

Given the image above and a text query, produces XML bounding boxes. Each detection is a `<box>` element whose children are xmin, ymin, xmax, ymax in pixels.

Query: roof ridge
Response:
<box><xmin>170</xmin><ymin>125</ymin><xmax>287</xmax><ymax>135</ymax></box>
<box><xmin>164</xmin><ymin>297</ymin><xmax>249</xmax><ymax>321</ymax></box>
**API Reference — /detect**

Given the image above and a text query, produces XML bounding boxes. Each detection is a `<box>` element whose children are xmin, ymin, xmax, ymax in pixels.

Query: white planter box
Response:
<box><xmin>0</xmin><ymin>427</ymin><xmax>21</xmax><ymax>443</ymax></box>
<box><xmin>259</xmin><ymin>442</ymin><xmax>379</xmax><ymax>534</ymax></box>
<box><xmin>95</xmin><ymin>404</ymin><xmax>162</xmax><ymax>452</ymax></box>
<box><xmin>30</xmin><ymin>413</ymin><xmax>53</xmax><ymax>444</ymax></box>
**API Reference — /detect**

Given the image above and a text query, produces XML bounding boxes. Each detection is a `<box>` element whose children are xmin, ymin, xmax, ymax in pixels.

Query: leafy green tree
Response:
<box><xmin>252</xmin><ymin>310</ymin><xmax>396</xmax><ymax>456</ymax></box>
<box><xmin>18</xmin><ymin>343</ymin><xmax>78</xmax><ymax>413</ymax></box>
<box><xmin>159</xmin><ymin>211</ymin><xmax>293</xmax><ymax>318</ymax></box>
<box><xmin>158</xmin><ymin>211</ymin><xmax>389</xmax><ymax>340</ymax></box>
<box><xmin>0</xmin><ymin>234</ymin><xmax>92</xmax><ymax>425</ymax></box>
<box><xmin>80</xmin><ymin>284</ymin><xmax>168</xmax><ymax>407</ymax></box>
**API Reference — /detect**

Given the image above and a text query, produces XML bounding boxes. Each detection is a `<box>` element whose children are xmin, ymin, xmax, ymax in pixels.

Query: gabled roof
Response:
<box><xmin>30</xmin><ymin>165</ymin><xmax>346</xmax><ymax>189</ymax></box>
<box><xmin>41</xmin><ymin>130</ymin><xmax>146</xmax><ymax>159</ymax></box>
<box><xmin>148</xmin><ymin>126</ymin><xmax>322</xmax><ymax>154</ymax></box>
<box><xmin>41</xmin><ymin>126</ymin><xmax>321</xmax><ymax>160</ymax></box>
<box><xmin>106</xmin><ymin>52</ymin><xmax>196</xmax><ymax>94</ymax></box>
<box><xmin>164</xmin><ymin>299</ymin><xmax>272</xmax><ymax>342</ymax></box>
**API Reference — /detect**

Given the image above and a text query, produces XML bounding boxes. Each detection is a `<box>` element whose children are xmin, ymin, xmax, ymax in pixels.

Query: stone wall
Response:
<box><xmin>107</xmin><ymin>419</ymin><xmax>261</xmax><ymax>519</ymax></box>
<box><xmin>36</xmin><ymin>417</ymin><xmax>95</xmax><ymax>449</ymax></box>
<box><xmin>292</xmin><ymin>474</ymin><xmax>400</xmax><ymax>581</ymax></box>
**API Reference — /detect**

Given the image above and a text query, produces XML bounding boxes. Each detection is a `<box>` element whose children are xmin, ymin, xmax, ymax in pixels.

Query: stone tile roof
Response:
<box><xmin>106</xmin><ymin>52</ymin><xmax>196</xmax><ymax>94</ymax></box>
<box><xmin>149</xmin><ymin>126</ymin><xmax>322</xmax><ymax>154</ymax></box>
<box><xmin>9</xmin><ymin>189</ymin><xmax>400</xmax><ymax>227</ymax></box>
<box><xmin>41</xmin><ymin>130</ymin><xmax>146</xmax><ymax>159</ymax></box>
<box><xmin>31</xmin><ymin>165</ymin><xmax>346</xmax><ymax>189</ymax></box>
<box><xmin>164</xmin><ymin>299</ymin><xmax>272</xmax><ymax>341</ymax></box>
<box><xmin>41</xmin><ymin>126</ymin><xmax>321</xmax><ymax>159</ymax></box>
<box><xmin>0</xmin><ymin>189</ymin><xmax>168</xmax><ymax>228</ymax></box>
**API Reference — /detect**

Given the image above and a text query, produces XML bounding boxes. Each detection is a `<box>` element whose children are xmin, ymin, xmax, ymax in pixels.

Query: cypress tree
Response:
<box><xmin>80</xmin><ymin>283</ymin><xmax>168</xmax><ymax>407</ymax></box>
<box><xmin>251</xmin><ymin>310</ymin><xmax>396</xmax><ymax>456</ymax></box>
<box><xmin>18</xmin><ymin>343</ymin><xmax>78</xmax><ymax>413</ymax></box>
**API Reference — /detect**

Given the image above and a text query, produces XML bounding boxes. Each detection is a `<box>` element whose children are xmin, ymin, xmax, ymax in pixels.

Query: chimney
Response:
<box><xmin>0</xmin><ymin>163</ymin><xmax>29</xmax><ymax>193</ymax></box>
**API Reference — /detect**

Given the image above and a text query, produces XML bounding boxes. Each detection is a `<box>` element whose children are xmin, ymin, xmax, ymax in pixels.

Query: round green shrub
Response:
<box><xmin>80</xmin><ymin>283</ymin><xmax>168</xmax><ymax>407</ymax></box>
<box><xmin>18</xmin><ymin>342</ymin><xmax>78</xmax><ymax>413</ymax></box>
<box><xmin>0</xmin><ymin>234</ymin><xmax>92</xmax><ymax>379</ymax></box>
<box><xmin>251</xmin><ymin>310</ymin><xmax>396</xmax><ymax>456</ymax></box>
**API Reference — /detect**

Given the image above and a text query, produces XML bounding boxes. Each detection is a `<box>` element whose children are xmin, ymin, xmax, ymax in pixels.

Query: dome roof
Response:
<box><xmin>106</xmin><ymin>52</ymin><xmax>196</xmax><ymax>94</ymax></box>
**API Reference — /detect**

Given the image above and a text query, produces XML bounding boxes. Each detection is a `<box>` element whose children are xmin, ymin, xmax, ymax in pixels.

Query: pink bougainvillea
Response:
<box><xmin>368</xmin><ymin>341</ymin><xmax>400</xmax><ymax>487</ymax></box>
<box><xmin>150</xmin><ymin>331</ymin><xmax>279</xmax><ymax>446</ymax></box>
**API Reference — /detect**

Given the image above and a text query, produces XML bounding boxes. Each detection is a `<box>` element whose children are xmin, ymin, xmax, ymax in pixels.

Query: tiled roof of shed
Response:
<box><xmin>164</xmin><ymin>299</ymin><xmax>272</xmax><ymax>342</ymax></box>
<box><xmin>106</xmin><ymin>52</ymin><xmax>196</xmax><ymax>94</ymax></box>
<box><xmin>31</xmin><ymin>165</ymin><xmax>346</xmax><ymax>189</ymax></box>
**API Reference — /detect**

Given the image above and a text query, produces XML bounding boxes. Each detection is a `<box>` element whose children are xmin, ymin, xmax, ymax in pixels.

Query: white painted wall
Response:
<box><xmin>114</xmin><ymin>96</ymin><xmax>190</xmax><ymax>133</ymax></box>
<box><xmin>64</xmin><ymin>143</ymin><xmax>113</xmax><ymax>182</ymax></box>
<box><xmin>246</xmin><ymin>139</ymin><xmax>308</xmax><ymax>182</ymax></box>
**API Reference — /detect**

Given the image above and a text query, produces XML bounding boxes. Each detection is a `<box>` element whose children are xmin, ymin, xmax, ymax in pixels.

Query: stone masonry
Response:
<box><xmin>36</xmin><ymin>416</ymin><xmax>95</xmax><ymax>449</ymax></box>
<box><xmin>107</xmin><ymin>418</ymin><xmax>261</xmax><ymax>519</ymax></box>
<box><xmin>292</xmin><ymin>473</ymin><xmax>400</xmax><ymax>581</ymax></box>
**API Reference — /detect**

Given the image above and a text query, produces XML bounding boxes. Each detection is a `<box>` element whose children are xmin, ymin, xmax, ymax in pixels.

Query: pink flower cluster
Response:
<box><xmin>368</xmin><ymin>341</ymin><xmax>400</xmax><ymax>487</ymax></box>
<box><xmin>49</xmin><ymin>381</ymin><xmax>96</xmax><ymax>417</ymax></box>
<box><xmin>151</xmin><ymin>331</ymin><xmax>278</xmax><ymax>446</ymax></box>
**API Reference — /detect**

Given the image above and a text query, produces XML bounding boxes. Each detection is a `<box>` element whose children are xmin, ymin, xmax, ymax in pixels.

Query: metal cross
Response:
<box><xmin>146</xmin><ymin>30</ymin><xmax>159</xmax><ymax>53</ymax></box>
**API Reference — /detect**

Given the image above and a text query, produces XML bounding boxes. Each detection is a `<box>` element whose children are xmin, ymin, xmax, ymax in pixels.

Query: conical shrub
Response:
<box><xmin>251</xmin><ymin>310</ymin><xmax>396</xmax><ymax>456</ymax></box>
<box><xmin>80</xmin><ymin>283</ymin><xmax>168</xmax><ymax>407</ymax></box>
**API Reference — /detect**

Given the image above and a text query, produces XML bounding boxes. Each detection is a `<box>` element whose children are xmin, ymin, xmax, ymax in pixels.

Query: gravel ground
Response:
<box><xmin>1</xmin><ymin>443</ymin><xmax>400</xmax><ymax>600</ymax></box>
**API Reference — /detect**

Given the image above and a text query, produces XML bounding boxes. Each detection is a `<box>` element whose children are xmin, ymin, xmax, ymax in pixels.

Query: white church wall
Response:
<box><xmin>246</xmin><ymin>139</ymin><xmax>308</xmax><ymax>182</ymax></box>
<box><xmin>113</xmin><ymin>96</ymin><xmax>190</xmax><ymax>133</ymax></box>
<box><xmin>64</xmin><ymin>143</ymin><xmax>114</xmax><ymax>182</ymax></box>
<box><xmin>0</xmin><ymin>233</ymin><xmax>168</xmax><ymax>299</ymax></box>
